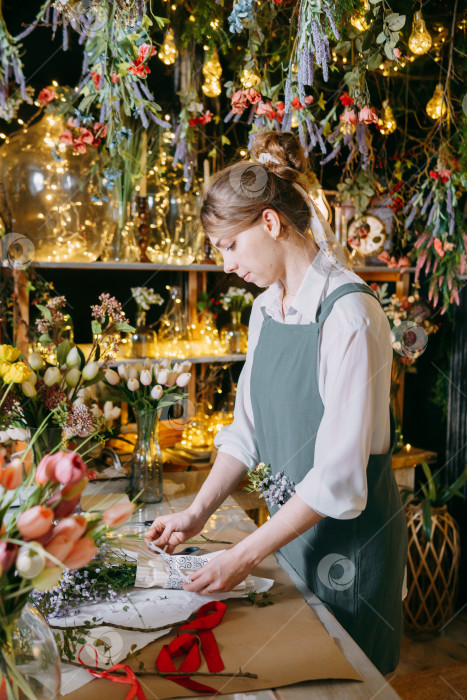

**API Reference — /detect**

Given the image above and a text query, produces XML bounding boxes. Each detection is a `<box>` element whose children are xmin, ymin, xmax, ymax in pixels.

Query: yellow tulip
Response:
<box><xmin>0</xmin><ymin>361</ymin><xmax>12</xmax><ymax>378</ymax></box>
<box><xmin>3</xmin><ymin>362</ymin><xmax>31</xmax><ymax>384</ymax></box>
<box><xmin>0</xmin><ymin>345</ymin><xmax>21</xmax><ymax>363</ymax></box>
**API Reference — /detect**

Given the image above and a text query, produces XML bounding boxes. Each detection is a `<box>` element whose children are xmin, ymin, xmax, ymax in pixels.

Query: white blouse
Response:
<box><xmin>214</xmin><ymin>250</ymin><xmax>394</xmax><ymax>520</ymax></box>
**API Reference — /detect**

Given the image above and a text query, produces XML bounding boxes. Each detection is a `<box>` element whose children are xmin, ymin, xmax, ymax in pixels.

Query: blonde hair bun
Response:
<box><xmin>250</xmin><ymin>131</ymin><xmax>309</xmax><ymax>187</ymax></box>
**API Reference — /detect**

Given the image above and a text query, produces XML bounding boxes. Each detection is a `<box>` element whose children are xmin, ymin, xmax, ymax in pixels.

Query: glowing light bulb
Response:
<box><xmin>158</xmin><ymin>28</ymin><xmax>178</xmax><ymax>65</ymax></box>
<box><xmin>240</xmin><ymin>68</ymin><xmax>261</xmax><ymax>89</ymax></box>
<box><xmin>202</xmin><ymin>48</ymin><xmax>222</xmax><ymax>97</ymax></box>
<box><xmin>378</xmin><ymin>100</ymin><xmax>397</xmax><ymax>135</ymax></box>
<box><xmin>291</xmin><ymin>111</ymin><xmax>299</xmax><ymax>128</ymax></box>
<box><xmin>426</xmin><ymin>83</ymin><xmax>447</xmax><ymax>120</ymax></box>
<box><xmin>350</xmin><ymin>0</ymin><xmax>369</xmax><ymax>32</ymax></box>
<box><xmin>408</xmin><ymin>11</ymin><xmax>432</xmax><ymax>55</ymax></box>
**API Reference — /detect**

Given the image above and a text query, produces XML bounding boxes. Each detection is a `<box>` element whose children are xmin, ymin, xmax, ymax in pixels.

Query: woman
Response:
<box><xmin>146</xmin><ymin>132</ymin><xmax>408</xmax><ymax>674</ymax></box>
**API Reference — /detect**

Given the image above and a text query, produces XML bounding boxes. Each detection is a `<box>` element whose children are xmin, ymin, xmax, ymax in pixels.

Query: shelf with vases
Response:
<box><xmin>11</xmin><ymin>261</ymin><xmax>225</xmax><ymax>272</ymax></box>
<box><xmin>111</xmin><ymin>355</ymin><xmax>246</xmax><ymax>365</ymax></box>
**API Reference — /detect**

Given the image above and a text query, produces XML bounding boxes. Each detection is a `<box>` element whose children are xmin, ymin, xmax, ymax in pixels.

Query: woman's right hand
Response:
<box><xmin>144</xmin><ymin>508</ymin><xmax>206</xmax><ymax>554</ymax></box>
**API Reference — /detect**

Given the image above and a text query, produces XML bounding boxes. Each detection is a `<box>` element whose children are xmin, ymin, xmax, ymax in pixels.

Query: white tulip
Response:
<box><xmin>65</xmin><ymin>368</ymin><xmax>81</xmax><ymax>387</ymax></box>
<box><xmin>117</xmin><ymin>364</ymin><xmax>128</xmax><ymax>380</ymax></box>
<box><xmin>140</xmin><ymin>369</ymin><xmax>152</xmax><ymax>386</ymax></box>
<box><xmin>156</xmin><ymin>369</ymin><xmax>168</xmax><ymax>385</ymax></box>
<box><xmin>28</xmin><ymin>370</ymin><xmax>37</xmax><ymax>386</ymax></box>
<box><xmin>151</xmin><ymin>384</ymin><xmax>163</xmax><ymax>400</ymax></box>
<box><xmin>127</xmin><ymin>378</ymin><xmax>140</xmax><ymax>391</ymax></box>
<box><xmin>7</xmin><ymin>426</ymin><xmax>30</xmax><ymax>441</ymax></box>
<box><xmin>29</xmin><ymin>352</ymin><xmax>44</xmax><ymax>371</ymax></box>
<box><xmin>105</xmin><ymin>406</ymin><xmax>121</xmax><ymax>421</ymax></box>
<box><xmin>143</xmin><ymin>358</ymin><xmax>152</xmax><ymax>370</ymax></box>
<box><xmin>134</xmin><ymin>362</ymin><xmax>144</xmax><ymax>373</ymax></box>
<box><xmin>105</xmin><ymin>369</ymin><xmax>120</xmax><ymax>385</ymax></box>
<box><xmin>159</xmin><ymin>358</ymin><xmax>170</xmax><ymax>369</ymax></box>
<box><xmin>180</xmin><ymin>361</ymin><xmax>192</xmax><ymax>373</ymax></box>
<box><xmin>91</xmin><ymin>404</ymin><xmax>102</xmax><ymax>418</ymax></box>
<box><xmin>176</xmin><ymin>372</ymin><xmax>191</xmax><ymax>388</ymax></box>
<box><xmin>172</xmin><ymin>363</ymin><xmax>181</xmax><ymax>374</ymax></box>
<box><xmin>21</xmin><ymin>381</ymin><xmax>37</xmax><ymax>397</ymax></box>
<box><xmin>43</xmin><ymin>366</ymin><xmax>61</xmax><ymax>386</ymax></box>
<box><xmin>16</xmin><ymin>545</ymin><xmax>45</xmax><ymax>579</ymax></box>
<box><xmin>0</xmin><ymin>430</ymin><xmax>10</xmax><ymax>443</ymax></box>
<box><xmin>128</xmin><ymin>366</ymin><xmax>138</xmax><ymax>379</ymax></box>
<box><xmin>104</xmin><ymin>400</ymin><xmax>113</xmax><ymax>414</ymax></box>
<box><xmin>66</xmin><ymin>347</ymin><xmax>80</xmax><ymax>368</ymax></box>
<box><xmin>165</xmin><ymin>370</ymin><xmax>177</xmax><ymax>387</ymax></box>
<box><xmin>82</xmin><ymin>362</ymin><xmax>99</xmax><ymax>381</ymax></box>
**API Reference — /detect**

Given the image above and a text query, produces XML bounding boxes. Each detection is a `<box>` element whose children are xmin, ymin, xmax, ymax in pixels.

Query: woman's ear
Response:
<box><xmin>262</xmin><ymin>208</ymin><xmax>282</xmax><ymax>240</ymax></box>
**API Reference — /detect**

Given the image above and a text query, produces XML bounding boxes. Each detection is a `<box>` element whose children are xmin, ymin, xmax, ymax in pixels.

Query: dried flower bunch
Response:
<box><xmin>246</xmin><ymin>462</ymin><xmax>296</xmax><ymax>507</ymax></box>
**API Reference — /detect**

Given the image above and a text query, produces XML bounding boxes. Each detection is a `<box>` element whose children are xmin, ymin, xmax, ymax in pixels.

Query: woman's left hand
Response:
<box><xmin>183</xmin><ymin>546</ymin><xmax>255</xmax><ymax>595</ymax></box>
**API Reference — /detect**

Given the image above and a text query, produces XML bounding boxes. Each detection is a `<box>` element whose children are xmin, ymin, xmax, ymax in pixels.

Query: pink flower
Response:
<box><xmin>44</xmin><ymin>534</ymin><xmax>75</xmax><ymax>568</ymax></box>
<box><xmin>377</xmin><ymin>250</ymin><xmax>391</xmax><ymax>264</ymax></box>
<box><xmin>63</xmin><ymin>536</ymin><xmax>98</xmax><ymax>570</ymax></box>
<box><xmin>72</xmin><ymin>138</ymin><xmax>87</xmax><ymax>154</ymax></box>
<box><xmin>128</xmin><ymin>60</ymin><xmax>150</xmax><ymax>78</ymax></box>
<box><xmin>67</xmin><ymin>117</ymin><xmax>79</xmax><ymax>128</ymax></box>
<box><xmin>255</xmin><ymin>99</ymin><xmax>275</xmax><ymax>119</ymax></box>
<box><xmin>0</xmin><ymin>542</ymin><xmax>18</xmax><ymax>575</ymax></box>
<box><xmin>393</xmin><ymin>48</ymin><xmax>401</xmax><ymax>59</ymax></box>
<box><xmin>103</xmin><ymin>502</ymin><xmax>134</xmax><ymax>528</ymax></box>
<box><xmin>275</xmin><ymin>101</ymin><xmax>285</xmax><ymax>123</ymax></box>
<box><xmin>340</xmin><ymin>108</ymin><xmax>358</xmax><ymax>125</ymax></box>
<box><xmin>433</xmin><ymin>238</ymin><xmax>445</xmax><ymax>258</ymax></box>
<box><xmin>60</xmin><ymin>477</ymin><xmax>89</xmax><ymax>501</ymax></box>
<box><xmin>79</xmin><ymin>128</ymin><xmax>95</xmax><ymax>144</ymax></box>
<box><xmin>38</xmin><ymin>88</ymin><xmax>56</xmax><ymax>105</ymax></box>
<box><xmin>52</xmin><ymin>515</ymin><xmax>87</xmax><ymax>542</ymax></box>
<box><xmin>48</xmin><ymin>494</ymin><xmax>80</xmax><ymax>519</ymax></box>
<box><xmin>59</xmin><ymin>129</ymin><xmax>74</xmax><ymax>146</ymax></box>
<box><xmin>0</xmin><ymin>458</ymin><xmax>23</xmax><ymax>490</ymax></box>
<box><xmin>36</xmin><ymin>452</ymin><xmax>87</xmax><ymax>486</ymax></box>
<box><xmin>93</xmin><ymin>122</ymin><xmax>107</xmax><ymax>137</ymax></box>
<box><xmin>111</xmin><ymin>72</ymin><xmax>120</xmax><ymax>83</ymax></box>
<box><xmin>231</xmin><ymin>89</ymin><xmax>249</xmax><ymax>114</ymax></box>
<box><xmin>304</xmin><ymin>95</ymin><xmax>314</xmax><ymax>105</ymax></box>
<box><xmin>138</xmin><ymin>43</ymin><xmax>156</xmax><ymax>61</ymax></box>
<box><xmin>439</xmin><ymin>168</ymin><xmax>451</xmax><ymax>183</ymax></box>
<box><xmin>199</xmin><ymin>110</ymin><xmax>213</xmax><ymax>125</ymax></box>
<box><xmin>398</xmin><ymin>256</ymin><xmax>411</xmax><ymax>269</ymax></box>
<box><xmin>17</xmin><ymin>506</ymin><xmax>54</xmax><ymax>540</ymax></box>
<box><xmin>358</xmin><ymin>106</ymin><xmax>378</xmax><ymax>125</ymax></box>
<box><xmin>245</xmin><ymin>88</ymin><xmax>261</xmax><ymax>104</ymax></box>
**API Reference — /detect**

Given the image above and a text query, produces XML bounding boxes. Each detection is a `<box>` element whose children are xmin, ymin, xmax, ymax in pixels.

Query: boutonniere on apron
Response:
<box><xmin>246</xmin><ymin>462</ymin><xmax>295</xmax><ymax>507</ymax></box>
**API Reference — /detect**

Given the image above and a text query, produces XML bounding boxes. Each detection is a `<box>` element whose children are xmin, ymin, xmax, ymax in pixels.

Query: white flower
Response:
<box><xmin>0</xmin><ymin>430</ymin><xmax>10</xmax><ymax>443</ymax></box>
<box><xmin>91</xmin><ymin>403</ymin><xmax>103</xmax><ymax>419</ymax></box>
<box><xmin>104</xmin><ymin>401</ymin><xmax>121</xmax><ymax>421</ymax></box>
<box><xmin>156</xmin><ymin>369</ymin><xmax>168</xmax><ymax>385</ymax></box>
<box><xmin>82</xmin><ymin>362</ymin><xmax>99</xmax><ymax>381</ymax></box>
<box><xmin>180</xmin><ymin>361</ymin><xmax>192</xmax><ymax>373</ymax></box>
<box><xmin>172</xmin><ymin>363</ymin><xmax>181</xmax><ymax>374</ymax></box>
<box><xmin>393</xmin><ymin>318</ymin><xmax>401</xmax><ymax>327</ymax></box>
<box><xmin>66</xmin><ymin>347</ymin><xmax>80</xmax><ymax>368</ymax></box>
<box><xmin>164</xmin><ymin>370</ymin><xmax>177</xmax><ymax>387</ymax></box>
<box><xmin>128</xmin><ymin>366</ymin><xmax>138</xmax><ymax>379</ymax></box>
<box><xmin>408</xmin><ymin>296</ymin><xmax>415</xmax><ymax>303</ymax></box>
<box><xmin>65</xmin><ymin>368</ymin><xmax>81</xmax><ymax>387</ymax></box>
<box><xmin>134</xmin><ymin>362</ymin><xmax>144</xmax><ymax>373</ymax></box>
<box><xmin>393</xmin><ymin>341</ymin><xmax>402</xmax><ymax>351</ymax></box>
<box><xmin>21</xmin><ymin>381</ymin><xmax>37</xmax><ymax>397</ymax></box>
<box><xmin>176</xmin><ymin>372</ymin><xmax>191</xmax><ymax>388</ymax></box>
<box><xmin>140</xmin><ymin>369</ymin><xmax>152</xmax><ymax>386</ymax></box>
<box><xmin>105</xmin><ymin>369</ymin><xmax>120</xmax><ymax>385</ymax></box>
<box><xmin>151</xmin><ymin>384</ymin><xmax>163</xmax><ymax>400</ymax></box>
<box><xmin>28</xmin><ymin>352</ymin><xmax>44</xmax><ymax>371</ymax></box>
<box><xmin>117</xmin><ymin>364</ymin><xmax>128</xmax><ymax>380</ymax></box>
<box><xmin>159</xmin><ymin>358</ymin><xmax>170</xmax><ymax>369</ymax></box>
<box><xmin>7</xmin><ymin>426</ymin><xmax>30</xmax><ymax>441</ymax></box>
<box><xmin>43</xmin><ymin>367</ymin><xmax>61</xmax><ymax>386</ymax></box>
<box><xmin>143</xmin><ymin>358</ymin><xmax>152</xmax><ymax>370</ymax></box>
<box><xmin>127</xmin><ymin>377</ymin><xmax>140</xmax><ymax>391</ymax></box>
<box><xmin>131</xmin><ymin>287</ymin><xmax>164</xmax><ymax>310</ymax></box>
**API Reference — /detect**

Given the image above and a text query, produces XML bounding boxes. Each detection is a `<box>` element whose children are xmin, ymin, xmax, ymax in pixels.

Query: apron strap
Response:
<box><xmin>315</xmin><ymin>283</ymin><xmax>380</xmax><ymax>328</ymax></box>
<box><xmin>260</xmin><ymin>307</ymin><xmax>271</xmax><ymax>320</ymax></box>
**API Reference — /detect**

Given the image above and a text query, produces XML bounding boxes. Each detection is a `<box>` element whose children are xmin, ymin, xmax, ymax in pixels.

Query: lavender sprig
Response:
<box><xmin>246</xmin><ymin>462</ymin><xmax>295</xmax><ymax>508</ymax></box>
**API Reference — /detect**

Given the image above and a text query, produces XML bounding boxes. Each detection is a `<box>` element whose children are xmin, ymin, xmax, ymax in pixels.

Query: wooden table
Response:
<box><xmin>85</xmin><ymin>472</ymin><xmax>402</xmax><ymax>699</ymax></box>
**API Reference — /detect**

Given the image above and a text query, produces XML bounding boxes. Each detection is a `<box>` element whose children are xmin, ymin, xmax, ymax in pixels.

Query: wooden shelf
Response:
<box><xmin>9</xmin><ymin>261</ymin><xmax>224</xmax><ymax>272</ymax></box>
<box><xmin>112</xmin><ymin>354</ymin><xmax>246</xmax><ymax>365</ymax></box>
<box><xmin>392</xmin><ymin>446</ymin><xmax>438</xmax><ymax>470</ymax></box>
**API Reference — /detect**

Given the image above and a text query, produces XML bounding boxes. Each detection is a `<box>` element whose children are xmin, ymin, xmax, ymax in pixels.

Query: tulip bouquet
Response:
<box><xmin>219</xmin><ymin>287</ymin><xmax>255</xmax><ymax>312</ymax></box>
<box><xmin>0</xmin><ymin>448</ymin><xmax>135</xmax><ymax>699</ymax></box>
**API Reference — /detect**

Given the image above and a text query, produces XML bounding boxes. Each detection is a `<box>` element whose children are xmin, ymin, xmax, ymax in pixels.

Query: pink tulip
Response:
<box><xmin>59</xmin><ymin>129</ymin><xmax>74</xmax><ymax>146</ymax></box>
<box><xmin>52</xmin><ymin>515</ymin><xmax>87</xmax><ymax>542</ymax></box>
<box><xmin>393</xmin><ymin>48</ymin><xmax>401</xmax><ymax>59</ymax></box>
<box><xmin>36</xmin><ymin>451</ymin><xmax>87</xmax><ymax>486</ymax></box>
<box><xmin>0</xmin><ymin>542</ymin><xmax>18</xmax><ymax>574</ymax></box>
<box><xmin>47</xmin><ymin>493</ymin><xmax>80</xmax><ymax>519</ymax></box>
<box><xmin>358</xmin><ymin>106</ymin><xmax>378</xmax><ymax>125</ymax></box>
<box><xmin>38</xmin><ymin>88</ymin><xmax>56</xmax><ymax>105</ymax></box>
<box><xmin>1</xmin><ymin>459</ymin><xmax>23</xmax><ymax>490</ymax></box>
<box><xmin>103</xmin><ymin>502</ymin><xmax>134</xmax><ymax>528</ymax></box>
<box><xmin>17</xmin><ymin>506</ymin><xmax>54</xmax><ymax>540</ymax></box>
<box><xmin>63</xmin><ymin>536</ymin><xmax>98</xmax><ymax>570</ymax></box>
<box><xmin>44</xmin><ymin>534</ymin><xmax>76</xmax><ymax>568</ymax></box>
<box><xmin>340</xmin><ymin>108</ymin><xmax>358</xmax><ymax>125</ymax></box>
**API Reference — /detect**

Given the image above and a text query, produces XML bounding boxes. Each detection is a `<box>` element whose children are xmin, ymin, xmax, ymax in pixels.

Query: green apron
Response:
<box><xmin>250</xmin><ymin>282</ymin><xmax>408</xmax><ymax>674</ymax></box>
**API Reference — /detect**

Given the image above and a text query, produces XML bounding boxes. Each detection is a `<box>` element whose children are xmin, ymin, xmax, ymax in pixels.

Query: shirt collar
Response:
<box><xmin>260</xmin><ymin>249</ymin><xmax>333</xmax><ymax>323</ymax></box>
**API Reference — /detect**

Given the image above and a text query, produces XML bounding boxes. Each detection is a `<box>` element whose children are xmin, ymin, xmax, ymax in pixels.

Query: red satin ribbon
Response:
<box><xmin>156</xmin><ymin>601</ymin><xmax>227</xmax><ymax>694</ymax></box>
<box><xmin>78</xmin><ymin>648</ymin><xmax>146</xmax><ymax>700</ymax></box>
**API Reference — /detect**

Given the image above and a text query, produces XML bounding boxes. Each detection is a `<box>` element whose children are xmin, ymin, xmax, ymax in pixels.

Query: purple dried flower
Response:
<box><xmin>420</xmin><ymin>188</ymin><xmax>434</xmax><ymax>216</ymax></box>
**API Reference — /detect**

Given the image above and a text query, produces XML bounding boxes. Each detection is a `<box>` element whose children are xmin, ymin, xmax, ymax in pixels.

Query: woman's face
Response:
<box><xmin>209</xmin><ymin>209</ymin><xmax>283</xmax><ymax>289</ymax></box>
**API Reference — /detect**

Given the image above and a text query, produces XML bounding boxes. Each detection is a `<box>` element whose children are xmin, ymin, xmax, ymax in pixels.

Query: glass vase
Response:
<box><xmin>220</xmin><ymin>311</ymin><xmax>248</xmax><ymax>354</ymax></box>
<box><xmin>129</xmin><ymin>408</ymin><xmax>163</xmax><ymax>503</ymax></box>
<box><xmin>0</xmin><ymin>603</ymin><xmax>61</xmax><ymax>700</ymax></box>
<box><xmin>130</xmin><ymin>311</ymin><xmax>157</xmax><ymax>358</ymax></box>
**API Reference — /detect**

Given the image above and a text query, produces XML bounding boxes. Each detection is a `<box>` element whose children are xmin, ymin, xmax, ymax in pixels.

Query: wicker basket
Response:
<box><xmin>404</xmin><ymin>503</ymin><xmax>460</xmax><ymax>632</ymax></box>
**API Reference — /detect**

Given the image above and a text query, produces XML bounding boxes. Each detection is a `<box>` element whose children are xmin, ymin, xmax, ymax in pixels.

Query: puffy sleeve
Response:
<box><xmin>213</xmin><ymin>298</ymin><xmax>264</xmax><ymax>470</ymax></box>
<box><xmin>294</xmin><ymin>318</ymin><xmax>392</xmax><ymax>520</ymax></box>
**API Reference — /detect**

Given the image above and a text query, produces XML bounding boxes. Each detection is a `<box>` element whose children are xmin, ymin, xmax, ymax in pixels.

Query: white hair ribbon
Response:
<box><xmin>257</xmin><ymin>152</ymin><xmax>280</xmax><ymax>165</ymax></box>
